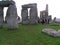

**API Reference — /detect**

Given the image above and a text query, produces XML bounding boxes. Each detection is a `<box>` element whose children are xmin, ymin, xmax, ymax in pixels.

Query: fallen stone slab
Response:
<box><xmin>42</xmin><ymin>28</ymin><xmax>60</xmax><ymax>37</ymax></box>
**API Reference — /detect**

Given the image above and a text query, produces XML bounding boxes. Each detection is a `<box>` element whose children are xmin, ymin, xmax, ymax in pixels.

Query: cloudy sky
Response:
<box><xmin>4</xmin><ymin>0</ymin><xmax>60</xmax><ymax>19</ymax></box>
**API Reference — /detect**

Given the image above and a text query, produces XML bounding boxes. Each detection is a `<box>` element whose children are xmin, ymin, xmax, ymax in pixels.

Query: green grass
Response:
<box><xmin>0</xmin><ymin>23</ymin><xmax>60</xmax><ymax>45</ymax></box>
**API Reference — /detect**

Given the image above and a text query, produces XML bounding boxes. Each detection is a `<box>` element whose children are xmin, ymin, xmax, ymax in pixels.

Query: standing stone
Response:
<box><xmin>30</xmin><ymin>7</ymin><xmax>38</xmax><ymax>24</ymax></box>
<box><xmin>0</xmin><ymin>7</ymin><xmax>4</xmax><ymax>28</ymax></box>
<box><xmin>6</xmin><ymin>4</ymin><xmax>18</xmax><ymax>29</ymax></box>
<box><xmin>21</xmin><ymin>8</ymin><xmax>29</xmax><ymax>24</ymax></box>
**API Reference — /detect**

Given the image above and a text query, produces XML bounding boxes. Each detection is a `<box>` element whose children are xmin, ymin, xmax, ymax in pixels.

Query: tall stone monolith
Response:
<box><xmin>6</xmin><ymin>4</ymin><xmax>18</xmax><ymax>29</ymax></box>
<box><xmin>30</xmin><ymin>7</ymin><xmax>38</xmax><ymax>24</ymax></box>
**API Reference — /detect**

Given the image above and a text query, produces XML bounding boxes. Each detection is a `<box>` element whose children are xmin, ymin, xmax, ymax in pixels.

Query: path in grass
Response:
<box><xmin>0</xmin><ymin>23</ymin><xmax>60</xmax><ymax>45</ymax></box>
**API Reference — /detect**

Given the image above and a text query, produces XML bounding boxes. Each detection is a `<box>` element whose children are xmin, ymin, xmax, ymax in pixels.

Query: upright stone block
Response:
<box><xmin>0</xmin><ymin>7</ymin><xmax>4</xmax><ymax>28</ymax></box>
<box><xmin>21</xmin><ymin>8</ymin><xmax>29</xmax><ymax>24</ymax></box>
<box><xmin>30</xmin><ymin>7</ymin><xmax>38</xmax><ymax>24</ymax></box>
<box><xmin>6</xmin><ymin>4</ymin><xmax>18</xmax><ymax>29</ymax></box>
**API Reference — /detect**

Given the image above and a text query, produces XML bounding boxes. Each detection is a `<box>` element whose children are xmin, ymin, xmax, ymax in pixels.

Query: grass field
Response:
<box><xmin>0</xmin><ymin>23</ymin><xmax>60</xmax><ymax>45</ymax></box>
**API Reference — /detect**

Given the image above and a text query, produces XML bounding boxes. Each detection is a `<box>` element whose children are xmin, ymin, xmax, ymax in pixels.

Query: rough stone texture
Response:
<box><xmin>6</xmin><ymin>4</ymin><xmax>18</xmax><ymax>29</ymax></box>
<box><xmin>21</xmin><ymin>3</ymin><xmax>38</xmax><ymax>24</ymax></box>
<box><xmin>42</xmin><ymin>28</ymin><xmax>60</xmax><ymax>37</ymax></box>
<box><xmin>21</xmin><ymin>8</ymin><xmax>29</xmax><ymax>24</ymax></box>
<box><xmin>30</xmin><ymin>6</ymin><xmax>38</xmax><ymax>24</ymax></box>
<box><xmin>0</xmin><ymin>7</ymin><xmax>4</xmax><ymax>28</ymax></box>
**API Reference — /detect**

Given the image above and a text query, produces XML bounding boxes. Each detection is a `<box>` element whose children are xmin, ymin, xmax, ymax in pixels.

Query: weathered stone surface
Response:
<box><xmin>21</xmin><ymin>3</ymin><xmax>38</xmax><ymax>24</ymax></box>
<box><xmin>6</xmin><ymin>4</ymin><xmax>18</xmax><ymax>29</ymax></box>
<box><xmin>30</xmin><ymin>7</ymin><xmax>38</xmax><ymax>24</ymax></box>
<box><xmin>0</xmin><ymin>7</ymin><xmax>4</xmax><ymax>28</ymax></box>
<box><xmin>21</xmin><ymin>8</ymin><xmax>29</xmax><ymax>24</ymax></box>
<box><xmin>42</xmin><ymin>28</ymin><xmax>60</xmax><ymax>37</ymax></box>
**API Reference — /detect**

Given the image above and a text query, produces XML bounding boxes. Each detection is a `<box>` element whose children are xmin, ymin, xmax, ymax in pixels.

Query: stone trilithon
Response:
<box><xmin>21</xmin><ymin>3</ymin><xmax>38</xmax><ymax>24</ymax></box>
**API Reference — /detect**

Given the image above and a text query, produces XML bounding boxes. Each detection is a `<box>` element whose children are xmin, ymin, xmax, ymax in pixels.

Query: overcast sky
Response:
<box><xmin>4</xmin><ymin>0</ymin><xmax>60</xmax><ymax>19</ymax></box>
